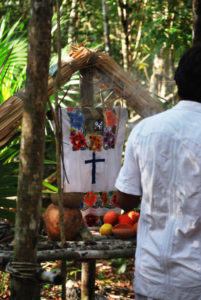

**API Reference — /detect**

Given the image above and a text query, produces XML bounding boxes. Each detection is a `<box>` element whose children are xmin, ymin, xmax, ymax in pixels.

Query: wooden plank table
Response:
<box><xmin>0</xmin><ymin>232</ymin><xmax>136</xmax><ymax>264</ymax></box>
<box><xmin>0</xmin><ymin>229</ymin><xmax>136</xmax><ymax>299</ymax></box>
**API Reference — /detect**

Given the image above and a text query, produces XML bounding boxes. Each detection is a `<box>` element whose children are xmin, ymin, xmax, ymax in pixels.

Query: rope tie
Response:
<box><xmin>6</xmin><ymin>261</ymin><xmax>40</xmax><ymax>281</ymax></box>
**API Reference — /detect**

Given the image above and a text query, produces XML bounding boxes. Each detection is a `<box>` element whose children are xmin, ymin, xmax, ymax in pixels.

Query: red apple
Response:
<box><xmin>127</xmin><ymin>211</ymin><xmax>140</xmax><ymax>224</ymax></box>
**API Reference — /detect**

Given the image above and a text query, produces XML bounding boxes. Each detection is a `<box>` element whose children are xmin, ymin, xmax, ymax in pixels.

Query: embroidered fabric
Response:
<box><xmin>52</xmin><ymin>106</ymin><xmax>128</xmax><ymax>226</ymax></box>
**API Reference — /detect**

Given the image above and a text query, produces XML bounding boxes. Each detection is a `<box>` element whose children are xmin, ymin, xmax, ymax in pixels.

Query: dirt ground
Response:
<box><xmin>0</xmin><ymin>258</ymin><xmax>135</xmax><ymax>299</ymax></box>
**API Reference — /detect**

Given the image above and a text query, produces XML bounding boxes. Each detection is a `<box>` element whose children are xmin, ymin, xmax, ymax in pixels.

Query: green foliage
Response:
<box><xmin>0</xmin><ymin>16</ymin><xmax>27</xmax><ymax>103</ymax></box>
<box><xmin>111</xmin><ymin>258</ymin><xmax>127</xmax><ymax>275</ymax></box>
<box><xmin>0</xmin><ymin>132</ymin><xmax>21</xmax><ymax>223</ymax></box>
<box><xmin>0</xmin><ymin>0</ymin><xmax>194</xmax><ymax>221</ymax></box>
<box><xmin>42</xmin><ymin>181</ymin><xmax>58</xmax><ymax>193</ymax></box>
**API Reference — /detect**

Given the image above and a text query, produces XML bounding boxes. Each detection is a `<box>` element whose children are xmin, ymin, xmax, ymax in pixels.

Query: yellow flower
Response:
<box><xmin>87</xmin><ymin>134</ymin><xmax>103</xmax><ymax>151</ymax></box>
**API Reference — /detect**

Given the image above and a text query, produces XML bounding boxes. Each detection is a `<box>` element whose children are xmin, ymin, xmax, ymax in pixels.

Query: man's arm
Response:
<box><xmin>116</xmin><ymin>190</ymin><xmax>141</xmax><ymax>212</ymax></box>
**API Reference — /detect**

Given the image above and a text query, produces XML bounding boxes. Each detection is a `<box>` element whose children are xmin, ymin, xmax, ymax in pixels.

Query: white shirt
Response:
<box><xmin>115</xmin><ymin>101</ymin><xmax>201</xmax><ymax>300</ymax></box>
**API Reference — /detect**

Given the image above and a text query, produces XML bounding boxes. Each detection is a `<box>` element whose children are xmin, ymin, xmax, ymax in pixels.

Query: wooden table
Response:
<box><xmin>0</xmin><ymin>230</ymin><xmax>136</xmax><ymax>299</ymax></box>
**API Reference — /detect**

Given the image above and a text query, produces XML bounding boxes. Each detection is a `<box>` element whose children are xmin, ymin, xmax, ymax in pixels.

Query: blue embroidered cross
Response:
<box><xmin>85</xmin><ymin>152</ymin><xmax>105</xmax><ymax>184</ymax></box>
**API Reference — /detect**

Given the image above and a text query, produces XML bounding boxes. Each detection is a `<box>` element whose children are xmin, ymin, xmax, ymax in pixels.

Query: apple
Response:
<box><xmin>127</xmin><ymin>211</ymin><xmax>140</xmax><ymax>224</ymax></box>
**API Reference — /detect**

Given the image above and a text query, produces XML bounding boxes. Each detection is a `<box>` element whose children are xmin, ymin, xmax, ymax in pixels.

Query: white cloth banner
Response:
<box><xmin>60</xmin><ymin>106</ymin><xmax>128</xmax><ymax>192</ymax></box>
<box><xmin>53</xmin><ymin>106</ymin><xmax>128</xmax><ymax>226</ymax></box>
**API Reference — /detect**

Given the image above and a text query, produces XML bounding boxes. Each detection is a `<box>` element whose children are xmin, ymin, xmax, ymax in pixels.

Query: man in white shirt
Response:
<box><xmin>115</xmin><ymin>47</ymin><xmax>201</xmax><ymax>300</ymax></box>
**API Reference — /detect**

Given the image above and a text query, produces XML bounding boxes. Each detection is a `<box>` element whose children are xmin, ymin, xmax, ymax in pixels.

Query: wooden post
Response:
<box><xmin>80</xmin><ymin>68</ymin><xmax>96</xmax><ymax>300</ymax></box>
<box><xmin>11</xmin><ymin>0</ymin><xmax>53</xmax><ymax>299</ymax></box>
<box><xmin>81</xmin><ymin>261</ymin><xmax>96</xmax><ymax>300</ymax></box>
<box><xmin>193</xmin><ymin>0</ymin><xmax>201</xmax><ymax>46</ymax></box>
<box><xmin>80</xmin><ymin>68</ymin><xmax>94</xmax><ymax>106</ymax></box>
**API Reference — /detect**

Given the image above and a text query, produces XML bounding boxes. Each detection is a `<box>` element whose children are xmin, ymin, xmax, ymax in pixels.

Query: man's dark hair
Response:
<box><xmin>174</xmin><ymin>47</ymin><xmax>201</xmax><ymax>102</ymax></box>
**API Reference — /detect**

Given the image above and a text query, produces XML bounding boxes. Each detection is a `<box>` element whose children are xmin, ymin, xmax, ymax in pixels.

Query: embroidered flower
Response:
<box><xmin>84</xmin><ymin>192</ymin><xmax>97</xmax><ymax>207</ymax></box>
<box><xmin>103</xmin><ymin>131</ymin><xmax>115</xmax><ymax>149</ymax></box>
<box><xmin>70</xmin><ymin>129</ymin><xmax>76</xmax><ymax>136</ymax></box>
<box><xmin>111</xmin><ymin>192</ymin><xmax>120</xmax><ymax>208</ymax></box>
<box><xmin>70</xmin><ymin>132</ymin><xmax>87</xmax><ymax>150</ymax></box>
<box><xmin>105</xmin><ymin>110</ymin><xmax>116</xmax><ymax>127</ymax></box>
<box><xmin>100</xmin><ymin>192</ymin><xmax>109</xmax><ymax>206</ymax></box>
<box><xmin>67</xmin><ymin>107</ymin><xmax>74</xmax><ymax>112</ymax></box>
<box><xmin>79</xmin><ymin>202</ymin><xmax>84</xmax><ymax>210</ymax></box>
<box><xmin>87</xmin><ymin>134</ymin><xmax>103</xmax><ymax>151</ymax></box>
<box><xmin>94</xmin><ymin>119</ymin><xmax>104</xmax><ymax>132</ymax></box>
<box><xmin>70</xmin><ymin>112</ymin><xmax>84</xmax><ymax>130</ymax></box>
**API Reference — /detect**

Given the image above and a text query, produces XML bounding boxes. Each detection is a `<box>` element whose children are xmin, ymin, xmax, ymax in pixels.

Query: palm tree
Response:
<box><xmin>0</xmin><ymin>16</ymin><xmax>27</xmax><ymax>103</ymax></box>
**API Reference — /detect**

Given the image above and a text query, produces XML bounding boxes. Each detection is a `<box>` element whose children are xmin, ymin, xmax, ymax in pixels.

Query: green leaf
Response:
<box><xmin>0</xmin><ymin>176</ymin><xmax>18</xmax><ymax>186</ymax></box>
<box><xmin>0</xmin><ymin>188</ymin><xmax>17</xmax><ymax>197</ymax></box>
<box><xmin>0</xmin><ymin>209</ymin><xmax>15</xmax><ymax>223</ymax></box>
<box><xmin>0</xmin><ymin>163</ymin><xmax>18</xmax><ymax>175</ymax></box>
<box><xmin>116</xmin><ymin>262</ymin><xmax>127</xmax><ymax>274</ymax></box>
<box><xmin>42</xmin><ymin>180</ymin><xmax>58</xmax><ymax>192</ymax></box>
<box><xmin>0</xmin><ymin>198</ymin><xmax>16</xmax><ymax>208</ymax></box>
<box><xmin>44</xmin><ymin>159</ymin><xmax>56</xmax><ymax>165</ymax></box>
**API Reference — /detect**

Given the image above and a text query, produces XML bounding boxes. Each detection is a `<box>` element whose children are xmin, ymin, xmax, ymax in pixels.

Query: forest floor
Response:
<box><xmin>0</xmin><ymin>258</ymin><xmax>135</xmax><ymax>299</ymax></box>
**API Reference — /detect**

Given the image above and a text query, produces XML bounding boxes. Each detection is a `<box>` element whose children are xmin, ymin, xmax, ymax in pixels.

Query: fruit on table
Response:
<box><xmin>103</xmin><ymin>211</ymin><xmax>119</xmax><ymax>225</ymax></box>
<box><xmin>44</xmin><ymin>204</ymin><xmax>82</xmax><ymax>241</ymax></box>
<box><xmin>99</xmin><ymin>223</ymin><xmax>113</xmax><ymax>235</ymax></box>
<box><xmin>127</xmin><ymin>211</ymin><xmax>140</xmax><ymax>224</ymax></box>
<box><xmin>118</xmin><ymin>214</ymin><xmax>133</xmax><ymax>226</ymax></box>
<box><xmin>112</xmin><ymin>223</ymin><xmax>135</xmax><ymax>239</ymax></box>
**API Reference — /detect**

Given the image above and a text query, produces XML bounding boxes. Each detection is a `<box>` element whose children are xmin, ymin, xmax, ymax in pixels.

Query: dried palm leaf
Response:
<box><xmin>0</xmin><ymin>46</ymin><xmax>163</xmax><ymax>146</ymax></box>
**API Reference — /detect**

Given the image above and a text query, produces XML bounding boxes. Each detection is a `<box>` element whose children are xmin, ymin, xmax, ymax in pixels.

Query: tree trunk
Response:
<box><xmin>67</xmin><ymin>0</ymin><xmax>79</xmax><ymax>45</ymax></box>
<box><xmin>193</xmin><ymin>0</ymin><xmax>201</xmax><ymax>46</ymax></box>
<box><xmin>80</xmin><ymin>68</ymin><xmax>96</xmax><ymax>300</ymax></box>
<box><xmin>80</xmin><ymin>68</ymin><xmax>94</xmax><ymax>106</ymax></box>
<box><xmin>81</xmin><ymin>261</ymin><xmax>96</xmax><ymax>300</ymax></box>
<box><xmin>102</xmin><ymin>0</ymin><xmax>111</xmax><ymax>56</ymax></box>
<box><xmin>132</xmin><ymin>0</ymin><xmax>148</xmax><ymax>64</ymax></box>
<box><xmin>11</xmin><ymin>0</ymin><xmax>53</xmax><ymax>299</ymax></box>
<box><xmin>117</xmin><ymin>0</ymin><xmax>130</xmax><ymax>70</ymax></box>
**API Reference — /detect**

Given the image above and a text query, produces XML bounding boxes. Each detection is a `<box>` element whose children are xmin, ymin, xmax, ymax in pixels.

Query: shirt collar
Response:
<box><xmin>172</xmin><ymin>100</ymin><xmax>201</xmax><ymax>114</ymax></box>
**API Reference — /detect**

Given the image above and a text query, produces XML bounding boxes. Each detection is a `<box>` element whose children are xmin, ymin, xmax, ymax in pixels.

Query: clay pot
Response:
<box><xmin>112</xmin><ymin>223</ymin><xmax>135</xmax><ymax>239</ymax></box>
<box><xmin>44</xmin><ymin>204</ymin><xmax>82</xmax><ymax>241</ymax></box>
<box><xmin>50</xmin><ymin>193</ymin><xmax>84</xmax><ymax>208</ymax></box>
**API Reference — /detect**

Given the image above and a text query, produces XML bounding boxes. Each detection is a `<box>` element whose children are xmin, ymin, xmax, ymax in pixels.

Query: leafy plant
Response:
<box><xmin>110</xmin><ymin>258</ymin><xmax>127</xmax><ymax>275</ymax></box>
<box><xmin>0</xmin><ymin>16</ymin><xmax>27</xmax><ymax>103</ymax></box>
<box><xmin>0</xmin><ymin>132</ymin><xmax>21</xmax><ymax>223</ymax></box>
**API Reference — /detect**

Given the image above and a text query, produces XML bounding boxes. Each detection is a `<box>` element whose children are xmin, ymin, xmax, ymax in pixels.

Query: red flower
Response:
<box><xmin>111</xmin><ymin>192</ymin><xmax>120</xmax><ymax>207</ymax></box>
<box><xmin>105</xmin><ymin>110</ymin><xmax>116</xmax><ymax>127</ymax></box>
<box><xmin>70</xmin><ymin>132</ymin><xmax>87</xmax><ymax>150</ymax></box>
<box><xmin>84</xmin><ymin>192</ymin><xmax>97</xmax><ymax>207</ymax></box>
<box><xmin>67</xmin><ymin>107</ymin><xmax>74</xmax><ymax>112</ymax></box>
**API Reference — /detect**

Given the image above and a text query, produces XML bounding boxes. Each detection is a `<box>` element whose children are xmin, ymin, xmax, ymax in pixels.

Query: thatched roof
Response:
<box><xmin>0</xmin><ymin>46</ymin><xmax>164</xmax><ymax>146</ymax></box>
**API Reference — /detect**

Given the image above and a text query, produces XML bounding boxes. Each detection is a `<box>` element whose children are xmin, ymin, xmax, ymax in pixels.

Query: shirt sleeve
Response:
<box><xmin>115</xmin><ymin>128</ymin><xmax>142</xmax><ymax>196</ymax></box>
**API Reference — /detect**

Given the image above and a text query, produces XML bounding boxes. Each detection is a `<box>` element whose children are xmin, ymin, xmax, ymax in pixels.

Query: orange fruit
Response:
<box><xmin>127</xmin><ymin>211</ymin><xmax>140</xmax><ymax>224</ymax></box>
<box><xmin>99</xmin><ymin>223</ymin><xmax>113</xmax><ymax>235</ymax></box>
<box><xmin>103</xmin><ymin>211</ymin><xmax>119</xmax><ymax>225</ymax></box>
<box><xmin>118</xmin><ymin>214</ymin><xmax>133</xmax><ymax>226</ymax></box>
